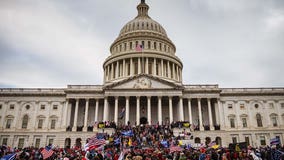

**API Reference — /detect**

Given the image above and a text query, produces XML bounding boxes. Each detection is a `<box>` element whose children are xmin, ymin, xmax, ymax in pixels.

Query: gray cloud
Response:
<box><xmin>0</xmin><ymin>0</ymin><xmax>283</xmax><ymax>88</ymax></box>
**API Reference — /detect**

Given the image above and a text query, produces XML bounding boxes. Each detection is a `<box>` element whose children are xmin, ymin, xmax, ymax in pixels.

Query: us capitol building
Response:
<box><xmin>0</xmin><ymin>0</ymin><xmax>284</xmax><ymax>148</ymax></box>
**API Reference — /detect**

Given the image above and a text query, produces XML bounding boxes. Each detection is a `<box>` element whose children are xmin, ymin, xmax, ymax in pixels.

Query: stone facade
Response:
<box><xmin>0</xmin><ymin>0</ymin><xmax>284</xmax><ymax>148</ymax></box>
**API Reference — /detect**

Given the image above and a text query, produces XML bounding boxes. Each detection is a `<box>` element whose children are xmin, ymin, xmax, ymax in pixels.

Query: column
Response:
<box><xmin>179</xmin><ymin>97</ymin><xmax>184</xmax><ymax>121</ymax></box>
<box><xmin>214</xmin><ymin>101</ymin><xmax>220</xmax><ymax>126</ymax></box>
<box><xmin>111</xmin><ymin>63</ymin><xmax>114</xmax><ymax>79</ymax></box>
<box><xmin>147</xmin><ymin>96</ymin><xmax>151</xmax><ymax>125</ymax></box>
<box><xmin>62</xmin><ymin>99</ymin><xmax>69</xmax><ymax>129</ymax></box>
<box><xmin>158</xmin><ymin>96</ymin><xmax>162</xmax><ymax>125</ymax></box>
<box><xmin>130</xmin><ymin>58</ymin><xmax>133</xmax><ymax>76</ymax></box>
<box><xmin>114</xmin><ymin>97</ymin><xmax>118</xmax><ymax>124</ymax></box>
<box><xmin>176</xmin><ymin>66</ymin><xmax>179</xmax><ymax>81</ymax></box>
<box><xmin>115</xmin><ymin>61</ymin><xmax>119</xmax><ymax>78</ymax></box>
<box><xmin>136</xmin><ymin>97</ymin><xmax>140</xmax><ymax>125</ymax></box>
<box><xmin>153</xmin><ymin>58</ymin><xmax>157</xmax><ymax>75</ymax></box>
<box><xmin>180</xmin><ymin>68</ymin><xmax>183</xmax><ymax>82</ymax></box>
<box><xmin>234</xmin><ymin>101</ymin><xmax>240</xmax><ymax>128</ymax></box>
<box><xmin>161</xmin><ymin>59</ymin><xmax>164</xmax><ymax>76</ymax></box>
<box><xmin>0</xmin><ymin>102</ymin><xmax>7</xmax><ymax>129</ymax></box>
<box><xmin>169</xmin><ymin>97</ymin><xmax>173</xmax><ymax>123</ymax></box>
<box><xmin>104</xmin><ymin>69</ymin><xmax>106</xmax><ymax>82</ymax></box>
<box><xmin>123</xmin><ymin>59</ymin><xmax>126</xmax><ymax>76</ymax></box>
<box><xmin>188</xmin><ymin>99</ymin><xmax>193</xmax><ymax>124</ymax></box>
<box><xmin>107</xmin><ymin>65</ymin><xmax>110</xmax><ymax>81</ymax></box>
<box><xmin>103</xmin><ymin>97</ymin><xmax>109</xmax><ymax>122</ymax></box>
<box><xmin>95</xmin><ymin>99</ymin><xmax>99</xmax><ymax>122</ymax></box>
<box><xmin>138</xmin><ymin>58</ymin><xmax>141</xmax><ymax>74</ymax></box>
<box><xmin>72</xmin><ymin>99</ymin><xmax>79</xmax><ymax>131</ymax></box>
<box><xmin>172</xmin><ymin>63</ymin><xmax>176</xmax><ymax>80</ymax></box>
<box><xmin>198</xmin><ymin>98</ymin><xmax>204</xmax><ymax>131</ymax></box>
<box><xmin>207</xmin><ymin>99</ymin><xmax>213</xmax><ymax>130</ymax></box>
<box><xmin>83</xmin><ymin>99</ymin><xmax>89</xmax><ymax>131</ymax></box>
<box><xmin>145</xmin><ymin>58</ymin><xmax>149</xmax><ymax>74</ymax></box>
<box><xmin>218</xmin><ymin>99</ymin><xmax>224</xmax><ymax>129</ymax></box>
<box><xmin>125</xmin><ymin>97</ymin><xmax>130</xmax><ymax>125</ymax></box>
<box><xmin>167</xmin><ymin>61</ymin><xmax>171</xmax><ymax>78</ymax></box>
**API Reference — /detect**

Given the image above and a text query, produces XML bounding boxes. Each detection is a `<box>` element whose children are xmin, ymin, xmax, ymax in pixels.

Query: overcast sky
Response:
<box><xmin>0</xmin><ymin>0</ymin><xmax>283</xmax><ymax>88</ymax></box>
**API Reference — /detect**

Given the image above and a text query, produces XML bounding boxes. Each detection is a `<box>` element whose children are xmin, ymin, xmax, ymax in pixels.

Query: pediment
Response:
<box><xmin>104</xmin><ymin>75</ymin><xmax>182</xmax><ymax>90</ymax></box>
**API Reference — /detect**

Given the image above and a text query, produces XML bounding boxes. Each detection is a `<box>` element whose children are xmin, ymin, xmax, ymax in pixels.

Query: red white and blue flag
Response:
<box><xmin>85</xmin><ymin>135</ymin><xmax>106</xmax><ymax>151</ymax></box>
<box><xmin>135</xmin><ymin>44</ymin><xmax>143</xmax><ymax>52</ymax></box>
<box><xmin>41</xmin><ymin>146</ymin><xmax>54</xmax><ymax>160</ymax></box>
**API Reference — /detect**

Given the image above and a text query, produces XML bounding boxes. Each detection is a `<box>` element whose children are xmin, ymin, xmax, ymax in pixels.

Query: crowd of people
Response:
<box><xmin>0</xmin><ymin>123</ymin><xmax>283</xmax><ymax>160</ymax></box>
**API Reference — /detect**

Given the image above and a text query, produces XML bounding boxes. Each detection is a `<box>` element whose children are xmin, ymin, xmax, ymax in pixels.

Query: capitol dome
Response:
<box><xmin>103</xmin><ymin>0</ymin><xmax>183</xmax><ymax>85</ymax></box>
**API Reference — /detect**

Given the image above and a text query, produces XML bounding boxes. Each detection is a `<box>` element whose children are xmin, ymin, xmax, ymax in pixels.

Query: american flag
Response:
<box><xmin>41</xmin><ymin>146</ymin><xmax>54</xmax><ymax>160</ymax></box>
<box><xmin>87</xmin><ymin>135</ymin><xmax>106</xmax><ymax>147</ymax></box>
<box><xmin>135</xmin><ymin>44</ymin><xmax>143</xmax><ymax>52</ymax></box>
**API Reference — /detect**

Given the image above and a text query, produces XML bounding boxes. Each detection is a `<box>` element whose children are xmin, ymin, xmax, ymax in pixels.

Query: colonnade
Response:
<box><xmin>65</xmin><ymin>97</ymin><xmax>222</xmax><ymax>132</ymax></box>
<box><xmin>104</xmin><ymin>57</ymin><xmax>182</xmax><ymax>82</ymax></box>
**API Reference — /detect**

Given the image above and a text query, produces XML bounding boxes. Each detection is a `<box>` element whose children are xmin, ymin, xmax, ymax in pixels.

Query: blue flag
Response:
<box><xmin>1</xmin><ymin>153</ymin><xmax>16</xmax><ymax>160</ymax></box>
<box><xmin>121</xmin><ymin>130</ymin><xmax>134</xmax><ymax>137</ymax></box>
<box><xmin>114</xmin><ymin>138</ymin><xmax>120</xmax><ymax>145</ymax></box>
<box><xmin>119</xmin><ymin>108</ymin><xmax>125</xmax><ymax>119</ymax></box>
<box><xmin>161</xmin><ymin>140</ymin><xmax>169</xmax><ymax>148</ymax></box>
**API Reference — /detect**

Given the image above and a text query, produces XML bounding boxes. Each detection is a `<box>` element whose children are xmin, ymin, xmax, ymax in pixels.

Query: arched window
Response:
<box><xmin>256</xmin><ymin>114</ymin><xmax>263</xmax><ymax>127</ymax></box>
<box><xmin>194</xmin><ymin>137</ymin><xmax>201</xmax><ymax>143</ymax></box>
<box><xmin>22</xmin><ymin>115</ymin><xmax>29</xmax><ymax>129</ymax></box>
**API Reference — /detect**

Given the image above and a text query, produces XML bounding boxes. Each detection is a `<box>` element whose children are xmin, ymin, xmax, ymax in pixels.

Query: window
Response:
<box><xmin>154</xmin><ymin>42</ymin><xmax>156</xmax><ymax>50</ymax></box>
<box><xmin>50</xmin><ymin>119</ymin><xmax>56</xmax><ymax>129</ymax></box>
<box><xmin>281</xmin><ymin>103</ymin><xmax>284</xmax><ymax>109</ymax></box>
<box><xmin>53</xmin><ymin>105</ymin><xmax>58</xmax><ymax>110</ymax></box>
<box><xmin>256</xmin><ymin>114</ymin><xmax>263</xmax><ymax>127</ymax></box>
<box><xmin>148</xmin><ymin>41</ymin><xmax>151</xmax><ymax>49</ymax></box>
<box><xmin>269</xmin><ymin>103</ymin><xmax>274</xmax><ymax>109</ymax></box>
<box><xmin>242</xmin><ymin>118</ymin><xmax>247</xmax><ymax>128</ymax></box>
<box><xmin>142</xmin><ymin>41</ymin><xmax>144</xmax><ymax>48</ymax></box>
<box><xmin>25</xmin><ymin>105</ymin><xmax>30</xmax><ymax>110</ymax></box>
<box><xmin>38</xmin><ymin>119</ymin><xmax>43</xmax><ymax>129</ymax></box>
<box><xmin>0</xmin><ymin>104</ymin><xmax>2</xmax><ymax>109</ymax></box>
<box><xmin>18</xmin><ymin>138</ymin><xmax>25</xmax><ymax>149</ymax></box>
<box><xmin>130</xmin><ymin>42</ymin><xmax>133</xmax><ymax>50</ymax></box>
<box><xmin>6</xmin><ymin>119</ymin><xmax>12</xmax><ymax>129</ymax></box>
<box><xmin>254</xmin><ymin>104</ymin><xmax>259</xmax><ymax>109</ymax></box>
<box><xmin>22</xmin><ymin>115</ymin><xmax>29</xmax><ymax>129</ymax></box>
<box><xmin>230</xmin><ymin>118</ymin><xmax>235</xmax><ymax>128</ymax></box>
<box><xmin>245</xmin><ymin>137</ymin><xmax>250</xmax><ymax>145</ymax></box>
<box><xmin>35</xmin><ymin>138</ymin><xmax>40</xmax><ymax>148</ymax></box>
<box><xmin>228</xmin><ymin>104</ymin><xmax>233</xmax><ymax>109</ymax></box>
<box><xmin>10</xmin><ymin>104</ymin><xmax>14</xmax><ymax>110</ymax></box>
<box><xmin>260</xmin><ymin>136</ymin><xmax>266</xmax><ymax>146</ymax></box>
<box><xmin>271</xmin><ymin>117</ymin><xmax>278</xmax><ymax>127</ymax></box>
<box><xmin>232</xmin><ymin>137</ymin><xmax>237</xmax><ymax>143</ymax></box>
<box><xmin>40</xmin><ymin>105</ymin><xmax>45</xmax><ymax>110</ymax></box>
<box><xmin>2</xmin><ymin>138</ymin><xmax>8</xmax><ymax>145</ymax></box>
<box><xmin>240</xmin><ymin>104</ymin><xmax>245</xmax><ymax>109</ymax></box>
<box><xmin>48</xmin><ymin>139</ymin><xmax>54</xmax><ymax>145</ymax></box>
<box><xmin>124</xmin><ymin>43</ymin><xmax>126</xmax><ymax>51</ymax></box>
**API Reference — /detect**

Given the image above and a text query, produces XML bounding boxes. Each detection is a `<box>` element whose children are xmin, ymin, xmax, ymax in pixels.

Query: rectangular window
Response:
<box><xmin>51</xmin><ymin>120</ymin><xmax>56</xmax><ymax>129</ymax></box>
<box><xmin>281</xmin><ymin>103</ymin><xmax>284</xmax><ymax>109</ymax></box>
<box><xmin>154</xmin><ymin>42</ymin><xmax>157</xmax><ymax>50</ymax></box>
<box><xmin>242</xmin><ymin>118</ymin><xmax>247</xmax><ymax>128</ymax></box>
<box><xmin>38</xmin><ymin>119</ymin><xmax>43</xmax><ymax>129</ymax></box>
<box><xmin>18</xmin><ymin>138</ymin><xmax>25</xmax><ymax>149</ymax></box>
<box><xmin>130</xmin><ymin>42</ymin><xmax>133</xmax><ymax>50</ymax></box>
<box><xmin>2</xmin><ymin>138</ymin><xmax>8</xmax><ymax>145</ymax></box>
<box><xmin>48</xmin><ymin>139</ymin><xmax>54</xmax><ymax>145</ymax></box>
<box><xmin>53</xmin><ymin>105</ymin><xmax>58</xmax><ymax>110</ymax></box>
<box><xmin>6</xmin><ymin>119</ymin><xmax>12</xmax><ymax>129</ymax></box>
<box><xmin>245</xmin><ymin>136</ymin><xmax>250</xmax><ymax>146</ymax></box>
<box><xmin>240</xmin><ymin>104</ymin><xmax>245</xmax><ymax>109</ymax></box>
<box><xmin>232</xmin><ymin>137</ymin><xmax>237</xmax><ymax>143</ymax></box>
<box><xmin>269</xmin><ymin>103</ymin><xmax>274</xmax><ymax>109</ymax></box>
<box><xmin>260</xmin><ymin>136</ymin><xmax>266</xmax><ymax>146</ymax></box>
<box><xmin>148</xmin><ymin>41</ymin><xmax>151</xmax><ymax>49</ymax></box>
<box><xmin>272</xmin><ymin>117</ymin><xmax>278</xmax><ymax>127</ymax></box>
<box><xmin>228</xmin><ymin>104</ymin><xmax>233</xmax><ymax>109</ymax></box>
<box><xmin>0</xmin><ymin>104</ymin><xmax>2</xmax><ymax>110</ymax></box>
<box><xmin>40</xmin><ymin>105</ymin><xmax>45</xmax><ymax>110</ymax></box>
<box><xmin>230</xmin><ymin>118</ymin><xmax>235</xmax><ymax>128</ymax></box>
<box><xmin>35</xmin><ymin>138</ymin><xmax>40</xmax><ymax>148</ymax></box>
<box><xmin>10</xmin><ymin>104</ymin><xmax>14</xmax><ymax>110</ymax></box>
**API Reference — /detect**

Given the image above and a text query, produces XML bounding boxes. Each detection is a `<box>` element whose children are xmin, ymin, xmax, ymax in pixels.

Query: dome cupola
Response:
<box><xmin>103</xmin><ymin>0</ymin><xmax>183</xmax><ymax>85</ymax></box>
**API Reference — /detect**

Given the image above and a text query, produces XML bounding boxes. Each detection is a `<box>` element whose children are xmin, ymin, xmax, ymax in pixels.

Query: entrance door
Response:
<box><xmin>140</xmin><ymin>117</ymin><xmax>148</xmax><ymax>125</ymax></box>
